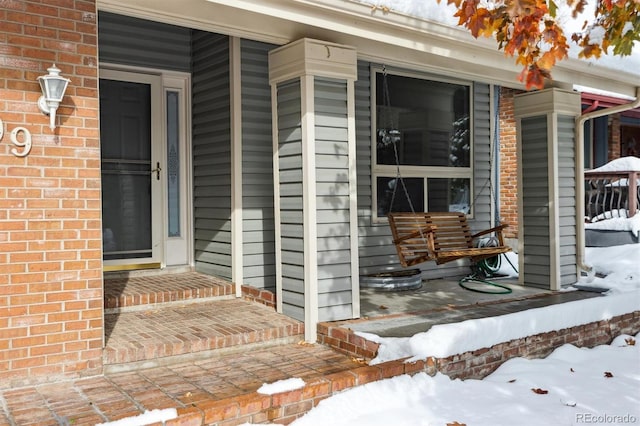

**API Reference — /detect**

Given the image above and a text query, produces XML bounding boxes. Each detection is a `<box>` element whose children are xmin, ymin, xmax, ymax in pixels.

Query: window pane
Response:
<box><xmin>377</xmin><ymin>177</ymin><xmax>424</xmax><ymax>216</ymax></box>
<box><xmin>427</xmin><ymin>178</ymin><xmax>470</xmax><ymax>213</ymax></box>
<box><xmin>167</xmin><ymin>90</ymin><xmax>181</xmax><ymax>238</ymax></box>
<box><xmin>376</xmin><ymin>73</ymin><xmax>470</xmax><ymax>167</ymax></box>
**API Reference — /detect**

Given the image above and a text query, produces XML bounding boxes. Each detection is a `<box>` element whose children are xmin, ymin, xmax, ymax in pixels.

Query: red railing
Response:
<box><xmin>584</xmin><ymin>170</ymin><xmax>639</xmax><ymax>222</ymax></box>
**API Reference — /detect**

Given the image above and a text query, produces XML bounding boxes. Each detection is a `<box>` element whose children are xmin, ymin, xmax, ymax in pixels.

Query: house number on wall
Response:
<box><xmin>0</xmin><ymin>119</ymin><xmax>32</xmax><ymax>157</ymax></box>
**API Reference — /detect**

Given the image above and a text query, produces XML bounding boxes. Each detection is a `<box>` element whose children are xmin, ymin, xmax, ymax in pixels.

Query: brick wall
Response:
<box><xmin>498</xmin><ymin>88</ymin><xmax>520</xmax><ymax>239</ymax></box>
<box><xmin>0</xmin><ymin>0</ymin><xmax>102</xmax><ymax>388</ymax></box>
<box><xmin>319</xmin><ymin>311</ymin><xmax>640</xmax><ymax>381</ymax></box>
<box><xmin>434</xmin><ymin>311</ymin><xmax>639</xmax><ymax>380</ymax></box>
<box><xmin>608</xmin><ymin>114</ymin><xmax>621</xmax><ymax>160</ymax></box>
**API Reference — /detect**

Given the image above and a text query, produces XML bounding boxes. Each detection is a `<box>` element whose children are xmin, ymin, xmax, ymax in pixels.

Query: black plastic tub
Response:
<box><xmin>585</xmin><ymin>229</ymin><xmax>638</xmax><ymax>247</ymax></box>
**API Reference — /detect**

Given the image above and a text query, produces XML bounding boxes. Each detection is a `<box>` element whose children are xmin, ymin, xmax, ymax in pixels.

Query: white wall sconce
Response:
<box><xmin>37</xmin><ymin>64</ymin><xmax>71</xmax><ymax>130</ymax></box>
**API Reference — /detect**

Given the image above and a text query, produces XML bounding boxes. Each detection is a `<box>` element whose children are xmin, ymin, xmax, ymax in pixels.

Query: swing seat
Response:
<box><xmin>387</xmin><ymin>212</ymin><xmax>511</xmax><ymax>268</ymax></box>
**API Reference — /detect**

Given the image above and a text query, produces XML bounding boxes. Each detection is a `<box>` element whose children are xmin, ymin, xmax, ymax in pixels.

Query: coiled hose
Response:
<box><xmin>458</xmin><ymin>237</ymin><xmax>519</xmax><ymax>294</ymax></box>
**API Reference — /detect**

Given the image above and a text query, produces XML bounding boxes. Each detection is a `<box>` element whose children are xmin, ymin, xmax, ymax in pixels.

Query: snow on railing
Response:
<box><xmin>584</xmin><ymin>170</ymin><xmax>639</xmax><ymax>222</ymax></box>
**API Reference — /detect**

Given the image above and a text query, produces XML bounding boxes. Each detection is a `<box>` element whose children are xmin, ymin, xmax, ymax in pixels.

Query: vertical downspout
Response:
<box><xmin>575</xmin><ymin>87</ymin><xmax>640</xmax><ymax>275</ymax></box>
<box><xmin>493</xmin><ymin>85</ymin><xmax>501</xmax><ymax>227</ymax></box>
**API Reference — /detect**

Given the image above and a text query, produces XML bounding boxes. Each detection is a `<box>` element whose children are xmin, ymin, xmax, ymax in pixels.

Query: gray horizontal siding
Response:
<box><xmin>355</xmin><ymin>62</ymin><xmax>397</xmax><ymax>274</ymax></box>
<box><xmin>241</xmin><ymin>39</ymin><xmax>277</xmax><ymax>290</ymax></box>
<box><xmin>98</xmin><ymin>12</ymin><xmax>191</xmax><ymax>72</ymax></box>
<box><xmin>557</xmin><ymin>115</ymin><xmax>578</xmax><ymax>285</ymax></box>
<box><xmin>276</xmin><ymin>79</ymin><xmax>305</xmax><ymax>322</ymax></box>
<box><xmin>472</xmin><ymin>83</ymin><xmax>493</xmax><ymax>229</ymax></box>
<box><xmin>192</xmin><ymin>31</ymin><xmax>232</xmax><ymax>279</ymax></box>
<box><xmin>521</xmin><ymin>116</ymin><xmax>551</xmax><ymax>288</ymax></box>
<box><xmin>315</xmin><ymin>77</ymin><xmax>353</xmax><ymax>322</ymax></box>
<box><xmin>520</xmin><ymin>113</ymin><xmax>577</xmax><ymax>288</ymax></box>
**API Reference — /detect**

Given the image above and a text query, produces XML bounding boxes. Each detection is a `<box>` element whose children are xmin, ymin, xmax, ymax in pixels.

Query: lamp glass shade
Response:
<box><xmin>37</xmin><ymin>65</ymin><xmax>70</xmax><ymax>104</ymax></box>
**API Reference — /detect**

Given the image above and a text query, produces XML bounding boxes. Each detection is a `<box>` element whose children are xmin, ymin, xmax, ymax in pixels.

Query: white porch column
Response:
<box><xmin>269</xmin><ymin>38</ymin><xmax>360</xmax><ymax>342</ymax></box>
<box><xmin>514</xmin><ymin>88</ymin><xmax>582</xmax><ymax>290</ymax></box>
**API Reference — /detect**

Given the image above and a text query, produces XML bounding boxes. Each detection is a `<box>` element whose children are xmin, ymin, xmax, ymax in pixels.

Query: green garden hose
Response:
<box><xmin>457</xmin><ymin>237</ymin><xmax>520</xmax><ymax>294</ymax></box>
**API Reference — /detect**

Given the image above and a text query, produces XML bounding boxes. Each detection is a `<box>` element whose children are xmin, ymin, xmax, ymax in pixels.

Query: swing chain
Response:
<box><xmin>379</xmin><ymin>65</ymin><xmax>416</xmax><ymax>215</ymax></box>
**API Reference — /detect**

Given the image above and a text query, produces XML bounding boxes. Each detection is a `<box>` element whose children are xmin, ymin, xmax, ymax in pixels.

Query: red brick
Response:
<box><xmin>323</xmin><ymin>371</ymin><xmax>356</xmax><ymax>393</ymax></box>
<box><xmin>166</xmin><ymin>407</ymin><xmax>204</xmax><ymax>426</ymax></box>
<box><xmin>301</xmin><ymin>379</ymin><xmax>330</xmax><ymax>400</ymax></box>
<box><xmin>198</xmin><ymin>400</ymin><xmax>239</xmax><ymax>424</ymax></box>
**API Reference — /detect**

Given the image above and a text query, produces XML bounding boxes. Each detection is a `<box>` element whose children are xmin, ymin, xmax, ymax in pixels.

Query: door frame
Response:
<box><xmin>100</xmin><ymin>64</ymin><xmax>193</xmax><ymax>271</ymax></box>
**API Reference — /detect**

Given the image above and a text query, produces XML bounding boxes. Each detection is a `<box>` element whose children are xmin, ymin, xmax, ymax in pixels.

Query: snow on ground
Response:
<box><xmin>257</xmin><ymin>378</ymin><xmax>306</xmax><ymax>395</ymax></box>
<box><xmin>95</xmin><ymin>409</ymin><xmax>177</xmax><ymax>426</ymax></box>
<box><xmin>584</xmin><ymin>210</ymin><xmax>640</xmax><ymax>237</ymax></box>
<box><xmin>290</xmin><ymin>333</ymin><xmax>639</xmax><ymax>426</ymax></box>
<box><xmin>246</xmin><ymin>215</ymin><xmax>640</xmax><ymax>426</ymax></box>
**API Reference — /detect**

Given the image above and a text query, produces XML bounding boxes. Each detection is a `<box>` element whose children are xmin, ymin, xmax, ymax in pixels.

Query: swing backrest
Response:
<box><xmin>421</xmin><ymin>212</ymin><xmax>475</xmax><ymax>252</ymax></box>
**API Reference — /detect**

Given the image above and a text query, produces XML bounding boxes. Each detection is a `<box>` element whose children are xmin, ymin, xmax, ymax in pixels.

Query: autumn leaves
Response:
<box><xmin>438</xmin><ymin>0</ymin><xmax>639</xmax><ymax>89</ymax></box>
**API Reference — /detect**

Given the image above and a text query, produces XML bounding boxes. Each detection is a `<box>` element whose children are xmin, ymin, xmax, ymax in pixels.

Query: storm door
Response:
<box><xmin>100</xmin><ymin>70</ymin><xmax>163</xmax><ymax>269</ymax></box>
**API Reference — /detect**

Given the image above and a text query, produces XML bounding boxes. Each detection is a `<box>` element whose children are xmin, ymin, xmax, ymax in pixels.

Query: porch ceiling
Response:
<box><xmin>98</xmin><ymin>0</ymin><xmax>639</xmax><ymax>97</ymax></box>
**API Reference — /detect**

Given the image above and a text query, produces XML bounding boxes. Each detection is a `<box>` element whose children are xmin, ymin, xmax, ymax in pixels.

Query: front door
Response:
<box><xmin>100</xmin><ymin>70</ymin><xmax>163</xmax><ymax>269</ymax></box>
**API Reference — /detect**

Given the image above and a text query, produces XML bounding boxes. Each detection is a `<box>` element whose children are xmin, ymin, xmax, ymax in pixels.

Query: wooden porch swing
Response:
<box><xmin>377</xmin><ymin>65</ymin><xmax>514</xmax><ymax>293</ymax></box>
<box><xmin>387</xmin><ymin>211</ymin><xmax>511</xmax><ymax>268</ymax></box>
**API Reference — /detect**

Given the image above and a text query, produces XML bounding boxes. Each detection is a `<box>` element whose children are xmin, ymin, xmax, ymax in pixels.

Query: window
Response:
<box><xmin>372</xmin><ymin>69</ymin><xmax>473</xmax><ymax>220</ymax></box>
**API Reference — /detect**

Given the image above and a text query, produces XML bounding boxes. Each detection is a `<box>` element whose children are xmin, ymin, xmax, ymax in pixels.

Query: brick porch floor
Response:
<box><xmin>104</xmin><ymin>271</ymin><xmax>235</xmax><ymax>312</ymax></box>
<box><xmin>103</xmin><ymin>272</ymin><xmax>301</xmax><ymax>371</ymax></box>
<box><xmin>0</xmin><ymin>343</ymin><xmax>365</xmax><ymax>426</ymax></box>
<box><xmin>0</xmin><ymin>272</ymin><xmax>616</xmax><ymax>425</ymax></box>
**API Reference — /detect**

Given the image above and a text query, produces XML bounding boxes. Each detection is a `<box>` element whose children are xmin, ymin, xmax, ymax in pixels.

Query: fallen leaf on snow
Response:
<box><xmin>604</xmin><ymin>372</ymin><xmax>614</xmax><ymax>378</ymax></box>
<box><xmin>446</xmin><ymin>422</ymin><xmax>467</xmax><ymax>426</ymax></box>
<box><xmin>570</xmin><ymin>368</ymin><xmax>575</xmax><ymax>372</ymax></box>
<box><xmin>508</xmin><ymin>379</ymin><xmax>516</xmax><ymax>383</ymax></box>
<box><xmin>379</xmin><ymin>305</ymin><xmax>388</xmax><ymax>310</ymax></box>
<box><xmin>625</xmin><ymin>337</ymin><xmax>636</xmax><ymax>346</ymax></box>
<box><xmin>531</xmin><ymin>388</ymin><xmax>549</xmax><ymax>394</ymax></box>
<box><xmin>351</xmin><ymin>357</ymin><xmax>368</xmax><ymax>365</ymax></box>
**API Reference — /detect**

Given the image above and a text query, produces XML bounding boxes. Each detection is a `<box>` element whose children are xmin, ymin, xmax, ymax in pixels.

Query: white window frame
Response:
<box><xmin>370</xmin><ymin>66</ymin><xmax>474</xmax><ymax>222</ymax></box>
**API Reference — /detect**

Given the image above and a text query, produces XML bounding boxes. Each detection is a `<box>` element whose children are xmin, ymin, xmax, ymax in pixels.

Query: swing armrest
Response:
<box><xmin>393</xmin><ymin>226</ymin><xmax>435</xmax><ymax>244</ymax></box>
<box><xmin>471</xmin><ymin>223</ymin><xmax>508</xmax><ymax>240</ymax></box>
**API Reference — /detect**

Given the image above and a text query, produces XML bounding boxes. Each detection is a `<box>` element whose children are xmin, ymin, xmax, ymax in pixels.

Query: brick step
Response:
<box><xmin>104</xmin><ymin>271</ymin><xmax>235</xmax><ymax>313</ymax></box>
<box><xmin>103</xmin><ymin>298</ymin><xmax>304</xmax><ymax>373</ymax></box>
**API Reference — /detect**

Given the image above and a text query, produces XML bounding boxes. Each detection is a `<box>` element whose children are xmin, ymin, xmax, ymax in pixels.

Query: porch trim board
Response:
<box><xmin>99</xmin><ymin>0</ymin><xmax>639</xmax><ymax>98</ymax></box>
<box><xmin>272</xmin><ymin>81</ymin><xmax>284</xmax><ymax>314</ymax></box>
<box><xmin>302</xmin><ymin>74</ymin><xmax>320</xmax><ymax>341</ymax></box>
<box><xmin>347</xmin><ymin>79</ymin><xmax>361</xmax><ymax>319</ymax></box>
<box><xmin>230</xmin><ymin>36</ymin><xmax>244</xmax><ymax>297</ymax></box>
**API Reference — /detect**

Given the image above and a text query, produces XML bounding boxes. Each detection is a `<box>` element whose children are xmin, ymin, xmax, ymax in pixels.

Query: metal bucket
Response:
<box><xmin>360</xmin><ymin>269</ymin><xmax>422</xmax><ymax>291</ymax></box>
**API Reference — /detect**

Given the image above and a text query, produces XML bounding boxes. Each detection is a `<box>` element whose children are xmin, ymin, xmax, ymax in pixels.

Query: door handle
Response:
<box><xmin>151</xmin><ymin>162</ymin><xmax>161</xmax><ymax>180</ymax></box>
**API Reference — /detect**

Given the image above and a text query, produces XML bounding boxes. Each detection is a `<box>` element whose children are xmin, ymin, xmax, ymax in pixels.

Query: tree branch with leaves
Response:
<box><xmin>440</xmin><ymin>0</ymin><xmax>640</xmax><ymax>89</ymax></box>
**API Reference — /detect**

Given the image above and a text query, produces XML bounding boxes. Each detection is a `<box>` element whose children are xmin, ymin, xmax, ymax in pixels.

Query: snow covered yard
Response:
<box><xmin>278</xmin><ymin>239</ymin><xmax>640</xmax><ymax>426</ymax></box>
<box><xmin>246</xmin><ymin>230</ymin><xmax>639</xmax><ymax>426</ymax></box>
<box><xmin>289</xmin><ymin>333</ymin><xmax>639</xmax><ymax>426</ymax></box>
